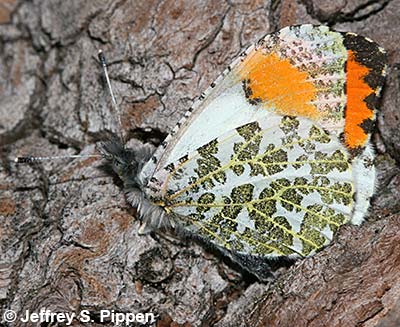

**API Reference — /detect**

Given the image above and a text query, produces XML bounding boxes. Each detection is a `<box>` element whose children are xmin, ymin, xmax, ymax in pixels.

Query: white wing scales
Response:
<box><xmin>148</xmin><ymin>114</ymin><xmax>354</xmax><ymax>257</ymax></box>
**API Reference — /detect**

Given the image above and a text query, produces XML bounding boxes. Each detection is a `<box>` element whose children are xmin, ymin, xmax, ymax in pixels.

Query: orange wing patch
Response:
<box><xmin>239</xmin><ymin>51</ymin><xmax>319</xmax><ymax>119</ymax></box>
<box><xmin>342</xmin><ymin>32</ymin><xmax>387</xmax><ymax>152</ymax></box>
<box><xmin>344</xmin><ymin>50</ymin><xmax>374</xmax><ymax>149</ymax></box>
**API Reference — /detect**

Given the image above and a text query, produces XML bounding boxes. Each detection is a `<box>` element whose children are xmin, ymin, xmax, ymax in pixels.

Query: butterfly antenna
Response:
<box><xmin>14</xmin><ymin>154</ymin><xmax>101</xmax><ymax>164</ymax></box>
<box><xmin>98</xmin><ymin>49</ymin><xmax>125</xmax><ymax>144</ymax></box>
<box><xmin>14</xmin><ymin>52</ymin><xmax>123</xmax><ymax>165</ymax></box>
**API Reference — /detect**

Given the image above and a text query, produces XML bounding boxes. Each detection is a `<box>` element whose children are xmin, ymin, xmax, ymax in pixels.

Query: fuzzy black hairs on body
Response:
<box><xmin>97</xmin><ymin>139</ymin><xmax>176</xmax><ymax>235</ymax></box>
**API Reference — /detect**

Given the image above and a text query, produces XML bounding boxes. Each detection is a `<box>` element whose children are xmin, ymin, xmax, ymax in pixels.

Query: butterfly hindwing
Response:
<box><xmin>150</xmin><ymin>114</ymin><xmax>354</xmax><ymax>257</ymax></box>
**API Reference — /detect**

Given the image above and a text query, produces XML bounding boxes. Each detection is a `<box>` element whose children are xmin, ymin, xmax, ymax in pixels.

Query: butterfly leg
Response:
<box><xmin>124</xmin><ymin>188</ymin><xmax>177</xmax><ymax>234</ymax></box>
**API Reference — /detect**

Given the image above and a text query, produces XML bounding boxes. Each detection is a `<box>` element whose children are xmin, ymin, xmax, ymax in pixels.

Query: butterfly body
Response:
<box><xmin>99</xmin><ymin>25</ymin><xmax>386</xmax><ymax>280</ymax></box>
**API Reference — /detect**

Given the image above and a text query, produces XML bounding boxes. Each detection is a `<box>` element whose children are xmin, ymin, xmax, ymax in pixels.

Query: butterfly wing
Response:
<box><xmin>149</xmin><ymin>114</ymin><xmax>353</xmax><ymax>257</ymax></box>
<box><xmin>139</xmin><ymin>25</ymin><xmax>351</xmax><ymax>184</ymax></box>
<box><xmin>138</xmin><ymin>25</ymin><xmax>386</xmax><ymax>257</ymax></box>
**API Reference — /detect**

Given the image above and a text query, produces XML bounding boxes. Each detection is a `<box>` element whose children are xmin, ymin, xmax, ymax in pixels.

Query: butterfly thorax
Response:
<box><xmin>98</xmin><ymin>140</ymin><xmax>174</xmax><ymax>234</ymax></box>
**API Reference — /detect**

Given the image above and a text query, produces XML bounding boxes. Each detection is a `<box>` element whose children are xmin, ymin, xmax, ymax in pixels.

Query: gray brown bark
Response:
<box><xmin>1</xmin><ymin>0</ymin><xmax>399</xmax><ymax>326</ymax></box>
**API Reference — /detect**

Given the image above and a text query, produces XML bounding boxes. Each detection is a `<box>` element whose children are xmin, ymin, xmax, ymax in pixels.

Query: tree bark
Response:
<box><xmin>1</xmin><ymin>0</ymin><xmax>399</xmax><ymax>326</ymax></box>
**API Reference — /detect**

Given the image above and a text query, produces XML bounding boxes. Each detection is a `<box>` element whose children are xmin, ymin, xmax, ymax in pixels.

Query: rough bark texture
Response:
<box><xmin>0</xmin><ymin>1</ymin><xmax>399</xmax><ymax>326</ymax></box>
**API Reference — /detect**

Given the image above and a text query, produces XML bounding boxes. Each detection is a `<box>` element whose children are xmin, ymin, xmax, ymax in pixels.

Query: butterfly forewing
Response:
<box><xmin>139</xmin><ymin>25</ymin><xmax>351</xmax><ymax>185</ymax></box>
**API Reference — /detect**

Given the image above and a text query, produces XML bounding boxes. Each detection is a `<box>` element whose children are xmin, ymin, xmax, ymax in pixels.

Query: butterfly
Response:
<box><xmin>95</xmin><ymin>24</ymin><xmax>387</xmax><ymax>281</ymax></box>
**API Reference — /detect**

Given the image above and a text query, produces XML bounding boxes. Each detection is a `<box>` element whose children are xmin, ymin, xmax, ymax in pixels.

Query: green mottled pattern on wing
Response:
<box><xmin>157</xmin><ymin>114</ymin><xmax>354</xmax><ymax>257</ymax></box>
